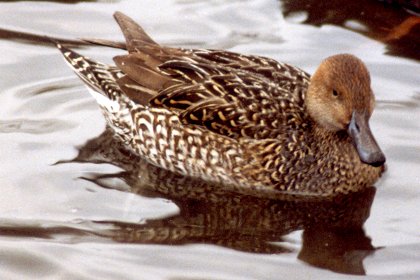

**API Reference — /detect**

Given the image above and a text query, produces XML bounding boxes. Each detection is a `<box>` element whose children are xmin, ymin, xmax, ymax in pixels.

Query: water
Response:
<box><xmin>0</xmin><ymin>0</ymin><xmax>419</xmax><ymax>279</ymax></box>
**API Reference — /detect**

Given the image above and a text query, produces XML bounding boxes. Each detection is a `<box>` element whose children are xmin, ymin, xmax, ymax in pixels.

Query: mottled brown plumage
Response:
<box><xmin>57</xmin><ymin>12</ymin><xmax>386</xmax><ymax>198</ymax></box>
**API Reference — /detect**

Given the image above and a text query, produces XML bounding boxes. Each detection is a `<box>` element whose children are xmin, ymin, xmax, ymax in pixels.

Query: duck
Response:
<box><xmin>56</xmin><ymin>11</ymin><xmax>386</xmax><ymax>198</ymax></box>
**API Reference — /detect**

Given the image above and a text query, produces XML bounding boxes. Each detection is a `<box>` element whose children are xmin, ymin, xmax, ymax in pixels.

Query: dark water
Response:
<box><xmin>0</xmin><ymin>1</ymin><xmax>419</xmax><ymax>279</ymax></box>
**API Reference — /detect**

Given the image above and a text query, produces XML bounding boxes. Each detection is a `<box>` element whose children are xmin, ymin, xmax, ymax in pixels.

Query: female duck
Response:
<box><xmin>57</xmin><ymin>12</ymin><xmax>385</xmax><ymax>197</ymax></box>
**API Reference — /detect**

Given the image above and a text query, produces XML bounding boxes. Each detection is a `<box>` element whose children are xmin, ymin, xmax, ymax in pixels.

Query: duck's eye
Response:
<box><xmin>332</xmin><ymin>89</ymin><xmax>339</xmax><ymax>97</ymax></box>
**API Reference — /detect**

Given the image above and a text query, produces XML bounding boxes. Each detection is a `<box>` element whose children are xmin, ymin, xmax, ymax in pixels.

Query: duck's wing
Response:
<box><xmin>87</xmin><ymin>13</ymin><xmax>310</xmax><ymax>85</ymax></box>
<box><xmin>189</xmin><ymin>49</ymin><xmax>310</xmax><ymax>91</ymax></box>
<box><xmin>111</xmin><ymin>12</ymin><xmax>311</xmax><ymax>140</ymax></box>
<box><xmin>153</xmin><ymin>57</ymin><xmax>310</xmax><ymax>139</ymax></box>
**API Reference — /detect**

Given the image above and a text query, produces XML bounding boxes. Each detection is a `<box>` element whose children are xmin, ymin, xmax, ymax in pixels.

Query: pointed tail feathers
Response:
<box><xmin>56</xmin><ymin>43</ymin><xmax>125</xmax><ymax>107</ymax></box>
<box><xmin>113</xmin><ymin>11</ymin><xmax>159</xmax><ymax>52</ymax></box>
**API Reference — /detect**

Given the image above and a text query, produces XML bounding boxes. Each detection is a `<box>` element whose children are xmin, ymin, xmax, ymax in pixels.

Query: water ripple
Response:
<box><xmin>0</xmin><ymin>118</ymin><xmax>75</xmax><ymax>134</ymax></box>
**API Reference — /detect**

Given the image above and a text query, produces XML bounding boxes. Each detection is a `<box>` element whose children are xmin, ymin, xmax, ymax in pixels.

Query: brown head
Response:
<box><xmin>306</xmin><ymin>54</ymin><xmax>385</xmax><ymax>167</ymax></box>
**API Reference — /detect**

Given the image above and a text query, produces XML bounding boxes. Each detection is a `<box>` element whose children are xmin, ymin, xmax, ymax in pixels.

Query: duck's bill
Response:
<box><xmin>348</xmin><ymin>111</ymin><xmax>386</xmax><ymax>167</ymax></box>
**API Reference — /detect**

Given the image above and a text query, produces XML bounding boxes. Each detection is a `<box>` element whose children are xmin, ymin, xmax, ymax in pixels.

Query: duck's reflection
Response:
<box><xmin>67</xmin><ymin>127</ymin><xmax>377</xmax><ymax>275</ymax></box>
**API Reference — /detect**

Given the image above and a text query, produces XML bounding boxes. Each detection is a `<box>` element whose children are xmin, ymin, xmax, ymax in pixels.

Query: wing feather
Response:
<box><xmin>105</xmin><ymin>12</ymin><xmax>312</xmax><ymax>140</ymax></box>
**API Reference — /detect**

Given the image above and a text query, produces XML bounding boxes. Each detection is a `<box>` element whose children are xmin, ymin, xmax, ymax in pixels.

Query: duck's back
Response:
<box><xmin>80</xmin><ymin>11</ymin><xmax>312</xmax><ymax>142</ymax></box>
<box><xmin>117</xmin><ymin>46</ymin><xmax>311</xmax><ymax>141</ymax></box>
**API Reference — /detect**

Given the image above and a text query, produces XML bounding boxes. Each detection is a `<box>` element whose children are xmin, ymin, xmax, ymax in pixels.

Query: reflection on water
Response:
<box><xmin>56</xmin><ymin>127</ymin><xmax>376</xmax><ymax>275</ymax></box>
<box><xmin>282</xmin><ymin>0</ymin><xmax>420</xmax><ymax>60</ymax></box>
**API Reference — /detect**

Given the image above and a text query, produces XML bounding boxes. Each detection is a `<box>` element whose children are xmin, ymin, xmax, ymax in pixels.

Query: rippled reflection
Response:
<box><xmin>281</xmin><ymin>0</ymin><xmax>420</xmax><ymax>61</ymax></box>
<box><xmin>55</xmin><ymin>127</ymin><xmax>377</xmax><ymax>275</ymax></box>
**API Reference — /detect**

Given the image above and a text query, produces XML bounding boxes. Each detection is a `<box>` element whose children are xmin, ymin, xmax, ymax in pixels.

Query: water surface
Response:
<box><xmin>0</xmin><ymin>1</ymin><xmax>419</xmax><ymax>279</ymax></box>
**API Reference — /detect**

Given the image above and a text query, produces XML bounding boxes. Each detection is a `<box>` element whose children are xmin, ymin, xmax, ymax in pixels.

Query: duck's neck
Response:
<box><xmin>310</xmin><ymin>121</ymin><xmax>354</xmax><ymax>158</ymax></box>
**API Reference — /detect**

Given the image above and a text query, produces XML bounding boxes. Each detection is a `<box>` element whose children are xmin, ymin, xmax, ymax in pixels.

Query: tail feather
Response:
<box><xmin>56</xmin><ymin>43</ymin><xmax>123</xmax><ymax>105</ymax></box>
<box><xmin>81</xmin><ymin>38</ymin><xmax>127</xmax><ymax>50</ymax></box>
<box><xmin>113</xmin><ymin>11</ymin><xmax>158</xmax><ymax>52</ymax></box>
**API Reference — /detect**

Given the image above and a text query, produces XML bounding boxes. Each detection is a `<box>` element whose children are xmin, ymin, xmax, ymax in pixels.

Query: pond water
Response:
<box><xmin>0</xmin><ymin>0</ymin><xmax>419</xmax><ymax>279</ymax></box>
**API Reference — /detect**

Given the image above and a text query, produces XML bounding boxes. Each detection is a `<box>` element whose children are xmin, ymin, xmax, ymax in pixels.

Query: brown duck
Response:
<box><xmin>56</xmin><ymin>12</ymin><xmax>386</xmax><ymax>198</ymax></box>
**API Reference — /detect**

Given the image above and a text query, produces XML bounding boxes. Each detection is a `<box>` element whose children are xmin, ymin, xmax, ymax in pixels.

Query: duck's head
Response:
<box><xmin>306</xmin><ymin>54</ymin><xmax>386</xmax><ymax>167</ymax></box>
